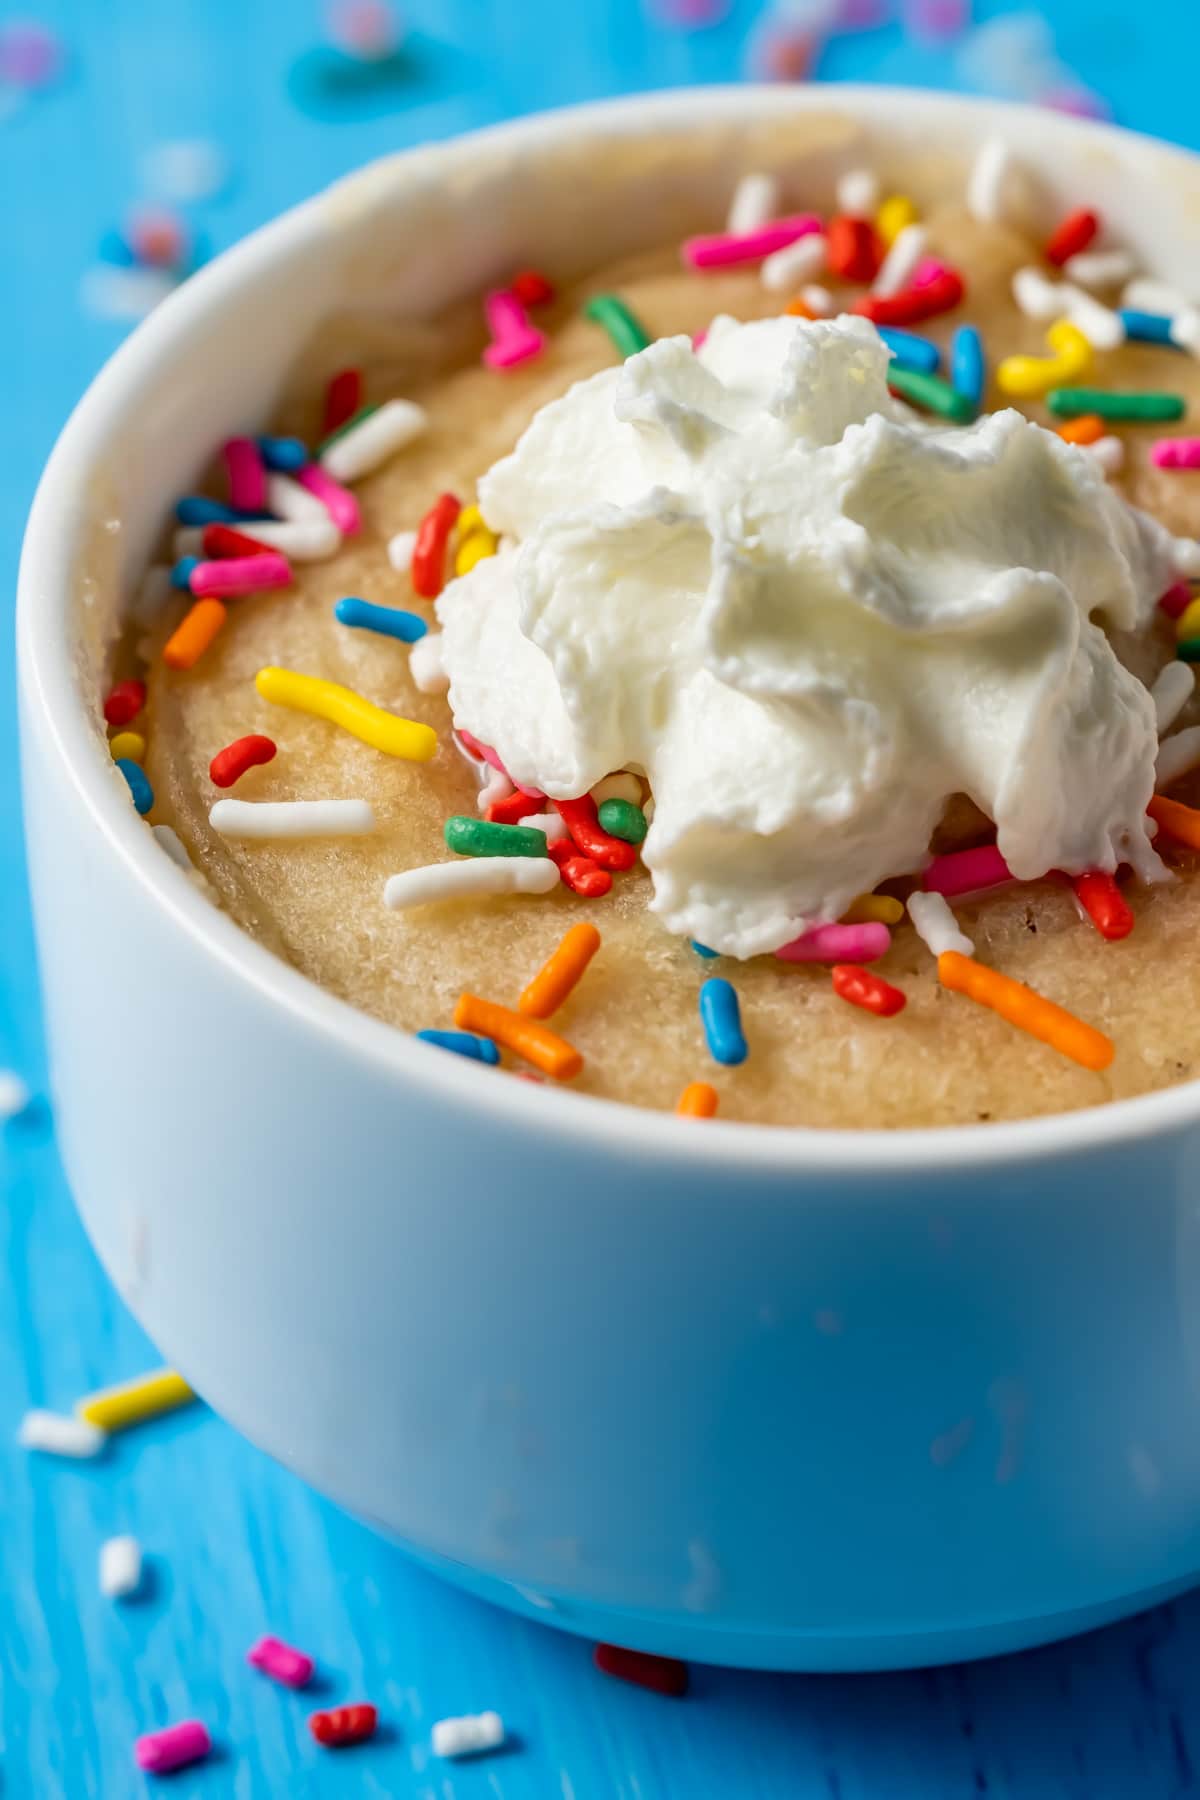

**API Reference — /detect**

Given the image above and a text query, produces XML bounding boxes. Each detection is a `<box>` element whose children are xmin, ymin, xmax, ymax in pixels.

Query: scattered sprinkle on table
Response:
<box><xmin>135</xmin><ymin>1720</ymin><xmax>212</xmax><ymax>1775</ymax></box>
<box><xmin>309</xmin><ymin>1703</ymin><xmax>378</xmax><ymax>1748</ymax></box>
<box><xmin>75</xmin><ymin>1367</ymin><xmax>195</xmax><ymax>1433</ymax></box>
<box><xmin>247</xmin><ymin>1634</ymin><xmax>315</xmax><ymax>1688</ymax></box>
<box><xmin>432</xmin><ymin>1711</ymin><xmax>506</xmax><ymax>1758</ymax></box>
<box><xmin>99</xmin><ymin>1535</ymin><xmax>143</xmax><ymax>1600</ymax></box>
<box><xmin>594</xmin><ymin>1642</ymin><xmax>689</xmax><ymax>1696</ymax></box>
<box><xmin>18</xmin><ymin>1409</ymin><xmax>106</xmax><ymax>1459</ymax></box>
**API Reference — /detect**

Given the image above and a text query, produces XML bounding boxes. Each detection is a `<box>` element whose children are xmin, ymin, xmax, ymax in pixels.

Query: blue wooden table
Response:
<box><xmin>5</xmin><ymin>2</ymin><xmax>1200</xmax><ymax>1793</ymax></box>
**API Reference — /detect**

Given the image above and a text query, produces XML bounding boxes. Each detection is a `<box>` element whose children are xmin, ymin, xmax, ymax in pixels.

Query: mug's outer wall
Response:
<box><xmin>18</xmin><ymin>89</ymin><xmax>1200</xmax><ymax>1667</ymax></box>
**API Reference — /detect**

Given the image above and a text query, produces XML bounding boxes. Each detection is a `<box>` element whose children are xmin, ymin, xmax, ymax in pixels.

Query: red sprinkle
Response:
<box><xmin>549</xmin><ymin>838</ymin><xmax>613</xmax><ymax>896</ymax></box>
<box><xmin>594</xmin><ymin>1643</ymin><xmax>689</xmax><ymax>1697</ymax></box>
<box><xmin>826</xmin><ymin>214</ymin><xmax>882</xmax><ymax>282</ymax></box>
<box><xmin>104</xmin><ymin>678</ymin><xmax>146</xmax><ymax>728</ymax></box>
<box><xmin>554</xmin><ymin>796</ymin><xmax>638</xmax><ymax>871</ymax></box>
<box><xmin>853</xmin><ymin>269</ymin><xmax>964</xmax><ymax>326</ymax></box>
<box><xmin>308</xmin><ymin>1704</ymin><xmax>378</xmax><ymax>1748</ymax></box>
<box><xmin>202</xmin><ymin>523</ymin><xmax>275</xmax><ymax>560</ymax></box>
<box><xmin>322</xmin><ymin>368</ymin><xmax>363</xmax><ymax>437</ymax></box>
<box><xmin>511</xmin><ymin>269</ymin><xmax>555</xmax><ymax>308</ymax></box>
<box><xmin>411</xmin><ymin>492</ymin><xmax>462</xmax><ymax>599</ymax></box>
<box><xmin>1159</xmin><ymin>580</ymin><xmax>1194</xmax><ymax>620</ymax></box>
<box><xmin>1072</xmin><ymin>870</ymin><xmax>1134</xmax><ymax>941</ymax></box>
<box><xmin>831</xmin><ymin>964</ymin><xmax>907</xmax><ymax>1017</ymax></box>
<box><xmin>1045</xmin><ymin>207</ymin><xmax>1099</xmax><ymax>268</ymax></box>
<box><xmin>487</xmin><ymin>790</ymin><xmax>544</xmax><ymax>825</ymax></box>
<box><xmin>209</xmin><ymin>734</ymin><xmax>277</xmax><ymax>789</ymax></box>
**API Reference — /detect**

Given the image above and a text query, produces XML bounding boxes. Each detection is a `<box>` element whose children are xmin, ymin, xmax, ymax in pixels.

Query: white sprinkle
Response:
<box><xmin>1012</xmin><ymin>265</ymin><xmax>1063</xmax><ymax>320</ymax></box>
<box><xmin>521</xmin><ymin>811</ymin><xmax>569</xmax><ymax>843</ymax></box>
<box><xmin>0</xmin><ymin>1071</ymin><xmax>31</xmax><ymax>1120</ymax></box>
<box><xmin>221</xmin><ymin>517</ymin><xmax>340</xmax><ymax>562</ymax></box>
<box><xmin>1062</xmin><ymin>249</ymin><xmax>1135</xmax><ymax>290</ymax></box>
<box><xmin>152</xmin><ymin>824</ymin><xmax>193</xmax><ymax>871</ymax></box>
<box><xmin>209</xmin><ymin>798</ymin><xmax>376</xmax><ymax>840</ymax></box>
<box><xmin>383</xmin><ymin>857</ymin><xmax>559</xmax><ymax>910</ymax></box>
<box><xmin>799</xmin><ymin>283</ymin><xmax>835</xmax><ymax>318</ymax></box>
<box><xmin>591</xmin><ymin>772</ymin><xmax>641</xmax><ymax>807</ymax></box>
<box><xmin>80</xmin><ymin>264</ymin><xmax>176</xmax><ymax>322</ymax></box>
<box><xmin>143</xmin><ymin>137</ymin><xmax>228</xmax><ymax>202</ymax></box>
<box><xmin>18</xmin><ymin>1410</ymin><xmax>106</xmax><ymax>1459</ymax></box>
<box><xmin>1122</xmin><ymin>276</ymin><xmax>1191</xmax><ymax>318</ymax></box>
<box><xmin>872</xmin><ymin>223</ymin><xmax>928</xmax><ymax>299</ymax></box>
<box><xmin>1152</xmin><ymin>662</ymin><xmax>1195</xmax><ymax>734</ymax></box>
<box><xmin>1157</xmin><ymin>725</ymin><xmax>1200</xmax><ymax>788</ymax></box>
<box><xmin>1066</xmin><ymin>289</ymin><xmax>1125</xmax><ymax>352</ymax></box>
<box><xmin>388</xmin><ymin>528</ymin><xmax>417</xmax><ymax>573</ymax></box>
<box><xmin>836</xmin><ymin>167</ymin><xmax>879</xmax><ymax>218</ymax></box>
<box><xmin>320</xmin><ymin>399</ymin><xmax>428</xmax><ymax>483</ymax></box>
<box><xmin>409</xmin><ymin>631</ymin><xmax>449</xmax><ymax>694</ymax></box>
<box><xmin>265</xmin><ymin>473</ymin><xmax>328</xmax><ymax>524</ymax></box>
<box><xmin>1086</xmin><ymin>434</ymin><xmax>1125</xmax><ymax>475</ymax></box>
<box><xmin>477</xmin><ymin>768</ymin><xmax>513</xmax><ymax>814</ymax></box>
<box><xmin>129</xmin><ymin>564</ymin><xmax>173</xmax><ymax>628</ymax></box>
<box><xmin>1173</xmin><ymin>538</ymin><xmax>1200</xmax><ymax>579</ymax></box>
<box><xmin>1170</xmin><ymin>308</ymin><xmax>1200</xmax><ymax>358</ymax></box>
<box><xmin>966</xmin><ymin>137</ymin><xmax>1019</xmax><ymax>226</ymax></box>
<box><xmin>726</xmin><ymin>171</ymin><xmax>779</xmax><ymax>236</ymax></box>
<box><xmin>432</xmin><ymin>1712</ymin><xmax>505</xmax><ymax>1759</ymax></box>
<box><xmin>761</xmin><ymin>233</ymin><xmax>827</xmax><ymax>293</ymax></box>
<box><xmin>907</xmin><ymin>890</ymin><xmax>974</xmax><ymax>958</ymax></box>
<box><xmin>99</xmin><ymin>1534</ymin><xmax>143</xmax><ymax>1599</ymax></box>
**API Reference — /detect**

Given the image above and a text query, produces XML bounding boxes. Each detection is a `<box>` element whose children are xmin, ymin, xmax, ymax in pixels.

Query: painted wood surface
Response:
<box><xmin>3</xmin><ymin>1</ymin><xmax>1200</xmax><ymax>1792</ymax></box>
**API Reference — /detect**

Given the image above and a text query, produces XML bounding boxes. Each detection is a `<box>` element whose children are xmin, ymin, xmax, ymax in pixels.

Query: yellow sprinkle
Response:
<box><xmin>109</xmin><ymin>730</ymin><xmax>146</xmax><ymax>763</ymax></box>
<box><xmin>75</xmin><ymin>1367</ymin><xmax>195</xmax><ymax>1433</ymax></box>
<box><xmin>841</xmin><ymin>893</ymin><xmax>905</xmax><ymax>926</ymax></box>
<box><xmin>457</xmin><ymin>503</ymin><xmax>485</xmax><ymax>535</ymax></box>
<box><xmin>455</xmin><ymin>528</ymin><xmax>499</xmax><ymax>577</ymax></box>
<box><xmin>255</xmin><ymin>666</ymin><xmax>437</xmax><ymax>762</ymax></box>
<box><xmin>996</xmin><ymin>318</ymin><xmax>1092</xmax><ymax>400</ymax></box>
<box><xmin>876</xmin><ymin>194</ymin><xmax>918</xmax><ymax>246</ymax></box>
<box><xmin>1176</xmin><ymin>597</ymin><xmax>1200</xmax><ymax>642</ymax></box>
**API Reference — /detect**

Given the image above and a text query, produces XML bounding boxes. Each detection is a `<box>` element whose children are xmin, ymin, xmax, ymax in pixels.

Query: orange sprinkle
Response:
<box><xmin>455</xmin><ymin>993</ymin><xmax>582</xmax><ymax>1080</ymax></box>
<box><xmin>937</xmin><ymin>951</ymin><xmax>1113</xmax><ymax>1072</ymax></box>
<box><xmin>518</xmin><ymin>922</ymin><xmax>601</xmax><ymax>1020</ymax></box>
<box><xmin>1055</xmin><ymin>413</ymin><xmax>1105</xmax><ymax>446</ymax></box>
<box><xmin>1148</xmin><ymin>793</ymin><xmax>1200</xmax><ymax>851</ymax></box>
<box><xmin>163</xmin><ymin>598</ymin><xmax>227</xmax><ymax>671</ymax></box>
<box><xmin>676</xmin><ymin>1082</ymin><xmax>718</xmax><ymax>1118</ymax></box>
<box><xmin>785</xmin><ymin>296</ymin><xmax>816</xmax><ymax>319</ymax></box>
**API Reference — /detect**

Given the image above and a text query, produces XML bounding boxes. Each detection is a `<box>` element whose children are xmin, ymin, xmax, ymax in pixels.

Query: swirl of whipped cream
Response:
<box><xmin>436</xmin><ymin>315</ymin><xmax>1186</xmax><ymax>958</ymax></box>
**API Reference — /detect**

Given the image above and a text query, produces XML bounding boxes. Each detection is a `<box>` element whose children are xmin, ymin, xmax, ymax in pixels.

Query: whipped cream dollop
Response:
<box><xmin>436</xmin><ymin>314</ymin><xmax>1186</xmax><ymax>957</ymax></box>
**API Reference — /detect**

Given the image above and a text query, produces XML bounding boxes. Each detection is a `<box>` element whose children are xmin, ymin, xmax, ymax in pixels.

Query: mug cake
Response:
<box><xmin>106</xmin><ymin>139</ymin><xmax>1200</xmax><ymax>1129</ymax></box>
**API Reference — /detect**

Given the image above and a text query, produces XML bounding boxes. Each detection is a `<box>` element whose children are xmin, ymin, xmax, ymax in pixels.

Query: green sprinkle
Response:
<box><xmin>1177</xmin><ymin>639</ymin><xmax>1200</xmax><ymax>663</ymax></box>
<box><xmin>584</xmin><ymin>293</ymin><xmax>652</xmax><ymax>359</ymax></box>
<box><xmin>887</xmin><ymin>366</ymin><xmax>976</xmax><ymax>423</ymax></box>
<box><xmin>597</xmin><ymin>798</ymin><xmax>647</xmax><ymax>843</ymax></box>
<box><xmin>443</xmin><ymin>816</ymin><xmax>548</xmax><ymax>858</ymax></box>
<box><xmin>1046</xmin><ymin>388</ymin><xmax>1186</xmax><ymax>422</ymax></box>
<box><xmin>315</xmin><ymin>402</ymin><xmax>379</xmax><ymax>456</ymax></box>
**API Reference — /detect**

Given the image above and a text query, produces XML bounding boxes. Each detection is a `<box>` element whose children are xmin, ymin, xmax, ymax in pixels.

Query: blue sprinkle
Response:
<box><xmin>690</xmin><ymin>940</ymin><xmax>719</xmax><ymax>959</ymax></box>
<box><xmin>1119</xmin><ymin>310</ymin><xmax>1180</xmax><ymax>347</ymax></box>
<box><xmin>335</xmin><ymin>595</ymin><xmax>428</xmax><ymax>643</ymax></box>
<box><xmin>171</xmin><ymin>555</ymin><xmax>200</xmax><ymax>590</ymax></box>
<box><xmin>98</xmin><ymin>228</ymin><xmax>136</xmax><ymax>268</ymax></box>
<box><xmin>878</xmin><ymin>326</ymin><xmax>940</xmax><ymax>375</ymax></box>
<box><xmin>951</xmin><ymin>325</ymin><xmax>986</xmax><ymax>409</ymax></box>
<box><xmin>416</xmin><ymin>1029</ymin><xmax>501</xmax><ymax>1065</ymax></box>
<box><xmin>175</xmin><ymin>495</ymin><xmax>243</xmax><ymax>527</ymax></box>
<box><xmin>116</xmin><ymin>759</ymin><xmax>154</xmax><ymax>816</ymax></box>
<box><xmin>258</xmin><ymin>435</ymin><xmax>309</xmax><ymax>472</ymax></box>
<box><xmin>699</xmin><ymin>977</ymin><xmax>748</xmax><ymax>1067</ymax></box>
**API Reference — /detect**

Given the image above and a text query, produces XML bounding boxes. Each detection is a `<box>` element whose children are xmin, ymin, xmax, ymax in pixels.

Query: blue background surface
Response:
<box><xmin>5</xmin><ymin>2</ymin><xmax>1200</xmax><ymax>1794</ymax></box>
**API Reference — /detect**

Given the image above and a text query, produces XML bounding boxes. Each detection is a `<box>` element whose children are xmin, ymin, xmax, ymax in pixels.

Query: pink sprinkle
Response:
<box><xmin>1159</xmin><ymin>580</ymin><xmax>1195</xmax><ymax>619</ymax></box>
<box><xmin>483</xmin><ymin>290</ymin><xmax>545</xmax><ymax>370</ymax></box>
<box><xmin>1151</xmin><ymin>439</ymin><xmax>1200</xmax><ymax>471</ymax></box>
<box><xmin>190</xmin><ymin>553</ymin><xmax>292</xmax><ymax>598</ymax></box>
<box><xmin>682</xmin><ymin>214</ymin><xmax>823</xmax><ymax>271</ymax></box>
<box><xmin>0</xmin><ymin>20</ymin><xmax>63</xmax><ymax>88</ymax></box>
<box><xmin>457</xmin><ymin>728</ymin><xmax>546</xmax><ymax>799</ymax></box>
<box><xmin>692</xmin><ymin>328</ymin><xmax>709</xmax><ymax>350</ymax></box>
<box><xmin>912</xmin><ymin>257</ymin><xmax>953</xmax><ymax>290</ymax></box>
<box><xmin>922</xmin><ymin>844</ymin><xmax>1012</xmax><ymax>898</ymax></box>
<box><xmin>775</xmin><ymin>922</ymin><xmax>891</xmax><ymax>963</ymax></box>
<box><xmin>836</xmin><ymin>0</ymin><xmax>889</xmax><ymax>26</ymax></box>
<box><xmin>297</xmin><ymin>463</ymin><xmax>361</xmax><ymax>535</ymax></box>
<box><xmin>127</xmin><ymin>206</ymin><xmax>187</xmax><ymax>270</ymax></box>
<box><xmin>248</xmin><ymin>1634</ymin><xmax>315</xmax><ymax>1688</ymax></box>
<box><xmin>223</xmin><ymin>437</ymin><xmax>266</xmax><ymax>513</ymax></box>
<box><xmin>902</xmin><ymin>0</ymin><xmax>969</xmax><ymax>40</ymax></box>
<box><xmin>135</xmin><ymin>1720</ymin><xmax>212</xmax><ymax>1774</ymax></box>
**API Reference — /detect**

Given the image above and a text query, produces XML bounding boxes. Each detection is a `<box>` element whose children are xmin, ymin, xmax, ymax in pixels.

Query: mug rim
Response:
<box><xmin>18</xmin><ymin>81</ymin><xmax>1200</xmax><ymax>1178</ymax></box>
